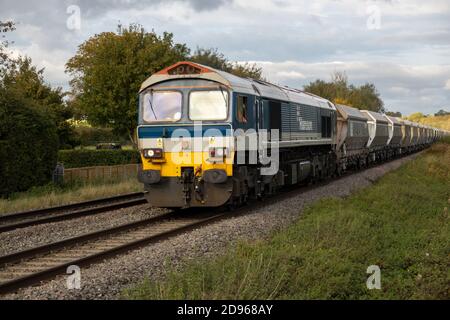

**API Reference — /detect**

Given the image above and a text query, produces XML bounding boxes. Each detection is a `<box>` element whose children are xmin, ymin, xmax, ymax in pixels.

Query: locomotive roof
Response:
<box><xmin>140</xmin><ymin>61</ymin><xmax>335</xmax><ymax>110</ymax></box>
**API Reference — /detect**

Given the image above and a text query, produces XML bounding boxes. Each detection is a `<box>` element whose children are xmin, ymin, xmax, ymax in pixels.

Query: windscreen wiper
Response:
<box><xmin>148</xmin><ymin>93</ymin><xmax>158</xmax><ymax>120</ymax></box>
<box><xmin>219</xmin><ymin>86</ymin><xmax>227</xmax><ymax>105</ymax></box>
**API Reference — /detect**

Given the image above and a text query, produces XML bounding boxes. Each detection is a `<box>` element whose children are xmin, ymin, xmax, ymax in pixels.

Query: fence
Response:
<box><xmin>63</xmin><ymin>164</ymin><xmax>139</xmax><ymax>184</ymax></box>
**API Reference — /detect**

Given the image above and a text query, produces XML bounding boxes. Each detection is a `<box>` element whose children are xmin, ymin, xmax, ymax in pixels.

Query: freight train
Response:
<box><xmin>137</xmin><ymin>61</ymin><xmax>448</xmax><ymax>208</ymax></box>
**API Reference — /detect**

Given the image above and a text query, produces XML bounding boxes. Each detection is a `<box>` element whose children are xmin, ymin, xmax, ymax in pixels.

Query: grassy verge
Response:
<box><xmin>124</xmin><ymin>141</ymin><xmax>450</xmax><ymax>300</ymax></box>
<box><xmin>0</xmin><ymin>178</ymin><xmax>142</xmax><ymax>214</ymax></box>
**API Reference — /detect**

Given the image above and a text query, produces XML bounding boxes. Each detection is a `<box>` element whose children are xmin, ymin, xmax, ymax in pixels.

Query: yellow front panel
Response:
<box><xmin>141</xmin><ymin>152</ymin><xmax>234</xmax><ymax>177</ymax></box>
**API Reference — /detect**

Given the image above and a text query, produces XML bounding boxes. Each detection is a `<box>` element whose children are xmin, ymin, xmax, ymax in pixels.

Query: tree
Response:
<box><xmin>304</xmin><ymin>71</ymin><xmax>384</xmax><ymax>112</ymax></box>
<box><xmin>407</xmin><ymin>112</ymin><xmax>425</xmax><ymax>122</ymax></box>
<box><xmin>0</xmin><ymin>21</ymin><xmax>15</xmax><ymax>77</ymax></box>
<box><xmin>191</xmin><ymin>48</ymin><xmax>263</xmax><ymax>80</ymax></box>
<box><xmin>348</xmin><ymin>83</ymin><xmax>384</xmax><ymax>113</ymax></box>
<box><xmin>3</xmin><ymin>57</ymin><xmax>78</xmax><ymax>149</ymax></box>
<box><xmin>0</xmin><ymin>83</ymin><xmax>59</xmax><ymax>196</ymax></box>
<box><xmin>66</xmin><ymin>24</ymin><xmax>190</xmax><ymax>140</ymax></box>
<box><xmin>435</xmin><ymin>109</ymin><xmax>449</xmax><ymax>117</ymax></box>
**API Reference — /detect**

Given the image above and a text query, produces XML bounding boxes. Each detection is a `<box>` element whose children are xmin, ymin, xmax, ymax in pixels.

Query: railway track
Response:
<box><xmin>0</xmin><ymin>192</ymin><xmax>147</xmax><ymax>233</ymax></box>
<box><xmin>0</xmin><ymin>209</ymin><xmax>226</xmax><ymax>294</ymax></box>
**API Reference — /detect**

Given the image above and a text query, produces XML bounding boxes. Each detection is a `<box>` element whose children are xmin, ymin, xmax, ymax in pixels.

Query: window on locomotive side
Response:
<box><xmin>143</xmin><ymin>91</ymin><xmax>182</xmax><ymax>123</ymax></box>
<box><xmin>321</xmin><ymin>116</ymin><xmax>332</xmax><ymax>138</ymax></box>
<box><xmin>189</xmin><ymin>90</ymin><xmax>228</xmax><ymax>121</ymax></box>
<box><xmin>237</xmin><ymin>96</ymin><xmax>248</xmax><ymax>124</ymax></box>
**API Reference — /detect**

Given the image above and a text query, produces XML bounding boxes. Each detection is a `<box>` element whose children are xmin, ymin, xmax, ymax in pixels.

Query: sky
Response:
<box><xmin>1</xmin><ymin>0</ymin><xmax>449</xmax><ymax>116</ymax></box>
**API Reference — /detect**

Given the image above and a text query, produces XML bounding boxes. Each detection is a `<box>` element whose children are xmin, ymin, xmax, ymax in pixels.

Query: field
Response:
<box><xmin>125</xmin><ymin>139</ymin><xmax>450</xmax><ymax>300</ymax></box>
<box><xmin>0</xmin><ymin>178</ymin><xmax>142</xmax><ymax>215</ymax></box>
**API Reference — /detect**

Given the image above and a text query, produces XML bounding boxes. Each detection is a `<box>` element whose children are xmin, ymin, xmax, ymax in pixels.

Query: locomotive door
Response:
<box><xmin>257</xmin><ymin>99</ymin><xmax>271</xmax><ymax>138</ymax></box>
<box><xmin>256</xmin><ymin>99</ymin><xmax>272</xmax><ymax>166</ymax></box>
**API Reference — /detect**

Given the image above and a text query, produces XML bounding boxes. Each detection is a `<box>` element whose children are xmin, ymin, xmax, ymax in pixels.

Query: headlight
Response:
<box><xmin>143</xmin><ymin>149</ymin><xmax>163</xmax><ymax>159</ymax></box>
<box><xmin>215</xmin><ymin>148</ymin><xmax>224</xmax><ymax>157</ymax></box>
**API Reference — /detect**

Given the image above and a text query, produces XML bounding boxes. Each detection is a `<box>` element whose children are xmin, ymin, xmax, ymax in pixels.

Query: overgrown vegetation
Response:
<box><xmin>58</xmin><ymin>149</ymin><xmax>140</xmax><ymax>169</ymax></box>
<box><xmin>0</xmin><ymin>178</ymin><xmax>142</xmax><ymax>214</ymax></box>
<box><xmin>125</xmin><ymin>141</ymin><xmax>450</xmax><ymax>300</ymax></box>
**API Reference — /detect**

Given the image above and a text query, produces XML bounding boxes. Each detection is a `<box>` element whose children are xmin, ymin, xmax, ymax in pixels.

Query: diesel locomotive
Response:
<box><xmin>137</xmin><ymin>61</ymin><xmax>448</xmax><ymax>208</ymax></box>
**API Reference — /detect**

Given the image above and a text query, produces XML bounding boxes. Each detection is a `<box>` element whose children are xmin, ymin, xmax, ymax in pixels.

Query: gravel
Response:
<box><xmin>1</xmin><ymin>153</ymin><xmax>419</xmax><ymax>300</ymax></box>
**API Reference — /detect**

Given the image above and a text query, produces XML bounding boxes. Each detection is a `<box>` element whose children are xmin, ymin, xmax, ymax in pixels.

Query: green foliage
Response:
<box><xmin>407</xmin><ymin>112</ymin><xmax>426</xmax><ymax>122</ymax></box>
<box><xmin>0</xmin><ymin>87</ymin><xmax>59</xmax><ymax>196</ymax></box>
<box><xmin>66</xmin><ymin>24</ymin><xmax>190</xmax><ymax>139</ymax></box>
<box><xmin>0</xmin><ymin>23</ymin><xmax>62</xmax><ymax>195</ymax></box>
<box><xmin>304</xmin><ymin>71</ymin><xmax>384</xmax><ymax>112</ymax></box>
<box><xmin>3</xmin><ymin>56</ymin><xmax>78</xmax><ymax>149</ymax></box>
<box><xmin>191</xmin><ymin>48</ymin><xmax>263</xmax><ymax>80</ymax></box>
<box><xmin>0</xmin><ymin>21</ymin><xmax>15</xmax><ymax>76</ymax></box>
<box><xmin>58</xmin><ymin>149</ymin><xmax>140</xmax><ymax>168</ymax></box>
<box><xmin>125</xmin><ymin>143</ymin><xmax>450</xmax><ymax>300</ymax></box>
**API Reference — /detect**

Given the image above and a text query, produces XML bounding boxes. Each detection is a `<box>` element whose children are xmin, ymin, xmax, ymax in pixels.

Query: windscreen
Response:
<box><xmin>143</xmin><ymin>91</ymin><xmax>182</xmax><ymax>122</ymax></box>
<box><xmin>189</xmin><ymin>90</ymin><xmax>228</xmax><ymax>121</ymax></box>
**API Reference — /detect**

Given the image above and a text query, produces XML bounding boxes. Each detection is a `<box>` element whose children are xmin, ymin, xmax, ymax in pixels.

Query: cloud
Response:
<box><xmin>255</xmin><ymin>60</ymin><xmax>450</xmax><ymax>115</ymax></box>
<box><xmin>445</xmin><ymin>79</ymin><xmax>450</xmax><ymax>90</ymax></box>
<box><xmin>2</xmin><ymin>0</ymin><xmax>450</xmax><ymax>115</ymax></box>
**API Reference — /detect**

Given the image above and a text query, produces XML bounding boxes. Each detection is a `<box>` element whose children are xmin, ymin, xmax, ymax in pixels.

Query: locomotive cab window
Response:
<box><xmin>143</xmin><ymin>91</ymin><xmax>182</xmax><ymax>123</ymax></box>
<box><xmin>189</xmin><ymin>90</ymin><xmax>228</xmax><ymax>121</ymax></box>
<box><xmin>237</xmin><ymin>96</ymin><xmax>248</xmax><ymax>123</ymax></box>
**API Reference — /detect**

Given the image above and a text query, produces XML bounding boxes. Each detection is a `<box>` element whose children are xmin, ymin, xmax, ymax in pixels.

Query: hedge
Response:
<box><xmin>0</xmin><ymin>90</ymin><xmax>59</xmax><ymax>196</ymax></box>
<box><xmin>58</xmin><ymin>149</ymin><xmax>141</xmax><ymax>169</ymax></box>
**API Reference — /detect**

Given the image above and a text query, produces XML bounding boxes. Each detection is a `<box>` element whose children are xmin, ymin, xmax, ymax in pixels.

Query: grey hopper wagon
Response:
<box><xmin>360</xmin><ymin>110</ymin><xmax>390</xmax><ymax>150</ymax></box>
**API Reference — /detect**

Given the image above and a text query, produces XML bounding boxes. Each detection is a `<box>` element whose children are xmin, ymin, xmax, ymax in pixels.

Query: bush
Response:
<box><xmin>0</xmin><ymin>89</ymin><xmax>59</xmax><ymax>196</ymax></box>
<box><xmin>58</xmin><ymin>149</ymin><xmax>141</xmax><ymax>168</ymax></box>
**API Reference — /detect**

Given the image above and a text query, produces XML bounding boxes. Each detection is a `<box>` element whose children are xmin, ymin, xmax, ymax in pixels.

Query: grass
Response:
<box><xmin>124</xmin><ymin>139</ymin><xmax>450</xmax><ymax>300</ymax></box>
<box><xmin>0</xmin><ymin>178</ymin><xmax>142</xmax><ymax>215</ymax></box>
